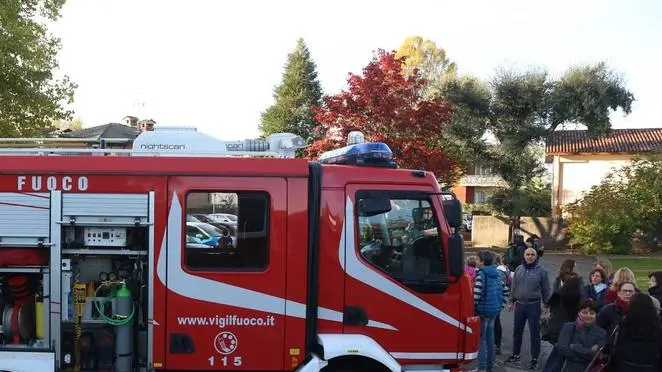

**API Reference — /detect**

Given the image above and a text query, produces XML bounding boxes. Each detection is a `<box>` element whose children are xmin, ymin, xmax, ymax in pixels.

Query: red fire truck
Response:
<box><xmin>0</xmin><ymin>128</ymin><xmax>478</xmax><ymax>372</ymax></box>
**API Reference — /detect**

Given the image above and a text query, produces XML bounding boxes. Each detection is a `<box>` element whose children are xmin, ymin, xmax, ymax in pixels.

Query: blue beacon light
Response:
<box><xmin>318</xmin><ymin>131</ymin><xmax>397</xmax><ymax>168</ymax></box>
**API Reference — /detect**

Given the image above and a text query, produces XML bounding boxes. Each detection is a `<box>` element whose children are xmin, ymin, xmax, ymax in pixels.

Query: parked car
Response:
<box><xmin>462</xmin><ymin>212</ymin><xmax>472</xmax><ymax>232</ymax></box>
<box><xmin>191</xmin><ymin>214</ymin><xmax>238</xmax><ymax>235</ymax></box>
<box><xmin>185</xmin><ymin>234</ymin><xmax>212</xmax><ymax>249</ymax></box>
<box><xmin>207</xmin><ymin>213</ymin><xmax>237</xmax><ymax>224</ymax></box>
<box><xmin>186</xmin><ymin>222</ymin><xmax>236</xmax><ymax>248</ymax></box>
<box><xmin>186</xmin><ymin>214</ymin><xmax>202</xmax><ymax>223</ymax></box>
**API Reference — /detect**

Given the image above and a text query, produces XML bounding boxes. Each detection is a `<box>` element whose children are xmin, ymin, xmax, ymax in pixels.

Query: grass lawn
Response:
<box><xmin>609</xmin><ymin>257</ymin><xmax>662</xmax><ymax>289</ymax></box>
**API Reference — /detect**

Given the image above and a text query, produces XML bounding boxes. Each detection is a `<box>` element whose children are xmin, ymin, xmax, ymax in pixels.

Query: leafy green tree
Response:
<box><xmin>52</xmin><ymin>116</ymin><xmax>83</xmax><ymax>131</ymax></box>
<box><xmin>567</xmin><ymin>156</ymin><xmax>662</xmax><ymax>254</ymax></box>
<box><xmin>485</xmin><ymin>64</ymin><xmax>633</xmax><ymax>237</ymax></box>
<box><xmin>396</xmin><ymin>37</ymin><xmax>491</xmax><ymax>184</ymax></box>
<box><xmin>489</xmin><ymin>178</ymin><xmax>552</xmax><ymax>218</ymax></box>
<box><xmin>259</xmin><ymin>38</ymin><xmax>323</xmax><ymax>146</ymax></box>
<box><xmin>435</xmin><ymin>64</ymin><xmax>633</xmax><ymax>239</ymax></box>
<box><xmin>0</xmin><ymin>0</ymin><xmax>78</xmax><ymax>137</ymax></box>
<box><xmin>395</xmin><ymin>36</ymin><xmax>457</xmax><ymax>98</ymax></box>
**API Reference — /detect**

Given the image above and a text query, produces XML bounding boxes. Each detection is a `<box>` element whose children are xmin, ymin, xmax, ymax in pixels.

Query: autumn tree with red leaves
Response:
<box><xmin>306</xmin><ymin>49</ymin><xmax>460</xmax><ymax>184</ymax></box>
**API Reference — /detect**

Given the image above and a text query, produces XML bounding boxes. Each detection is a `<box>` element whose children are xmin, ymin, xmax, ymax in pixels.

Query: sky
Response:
<box><xmin>50</xmin><ymin>0</ymin><xmax>662</xmax><ymax>141</ymax></box>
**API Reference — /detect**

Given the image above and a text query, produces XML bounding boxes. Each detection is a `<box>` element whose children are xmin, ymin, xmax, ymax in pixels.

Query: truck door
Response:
<box><xmin>164</xmin><ymin>177</ymin><xmax>287</xmax><ymax>370</ymax></box>
<box><xmin>342</xmin><ymin>184</ymin><xmax>466</xmax><ymax>362</ymax></box>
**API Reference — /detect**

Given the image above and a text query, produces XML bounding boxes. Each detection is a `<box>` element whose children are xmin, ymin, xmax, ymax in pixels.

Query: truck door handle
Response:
<box><xmin>343</xmin><ymin>305</ymin><xmax>369</xmax><ymax>326</ymax></box>
<box><xmin>169</xmin><ymin>333</ymin><xmax>195</xmax><ymax>354</ymax></box>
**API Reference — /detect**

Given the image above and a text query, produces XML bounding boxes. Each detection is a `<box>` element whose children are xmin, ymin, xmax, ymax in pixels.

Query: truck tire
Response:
<box><xmin>321</xmin><ymin>356</ymin><xmax>390</xmax><ymax>372</ymax></box>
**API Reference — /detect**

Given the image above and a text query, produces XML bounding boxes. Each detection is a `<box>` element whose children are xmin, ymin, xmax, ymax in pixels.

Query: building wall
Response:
<box><xmin>551</xmin><ymin>154</ymin><xmax>633</xmax><ymax>216</ymax></box>
<box><xmin>452</xmin><ymin>166</ymin><xmax>507</xmax><ymax>204</ymax></box>
<box><xmin>452</xmin><ymin>185</ymin><xmax>473</xmax><ymax>204</ymax></box>
<box><xmin>471</xmin><ymin>215</ymin><xmax>568</xmax><ymax>249</ymax></box>
<box><xmin>452</xmin><ymin>185</ymin><xmax>502</xmax><ymax>205</ymax></box>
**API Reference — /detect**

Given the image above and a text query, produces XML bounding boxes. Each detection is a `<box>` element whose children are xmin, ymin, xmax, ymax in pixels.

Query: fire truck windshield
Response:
<box><xmin>357</xmin><ymin>194</ymin><xmax>446</xmax><ymax>292</ymax></box>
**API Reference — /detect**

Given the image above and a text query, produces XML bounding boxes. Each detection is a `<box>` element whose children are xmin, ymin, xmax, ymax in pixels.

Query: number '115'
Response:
<box><xmin>209</xmin><ymin>355</ymin><xmax>243</xmax><ymax>366</ymax></box>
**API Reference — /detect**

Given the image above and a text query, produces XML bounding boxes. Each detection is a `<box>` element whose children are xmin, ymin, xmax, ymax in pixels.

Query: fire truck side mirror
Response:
<box><xmin>358</xmin><ymin>197</ymin><xmax>392</xmax><ymax>217</ymax></box>
<box><xmin>442</xmin><ymin>198</ymin><xmax>463</xmax><ymax>229</ymax></box>
<box><xmin>448</xmin><ymin>233</ymin><xmax>465</xmax><ymax>279</ymax></box>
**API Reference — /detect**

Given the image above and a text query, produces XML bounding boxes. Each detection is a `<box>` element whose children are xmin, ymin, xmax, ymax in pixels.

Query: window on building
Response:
<box><xmin>356</xmin><ymin>192</ymin><xmax>445</xmax><ymax>292</ymax></box>
<box><xmin>474</xmin><ymin>188</ymin><xmax>496</xmax><ymax>204</ymax></box>
<box><xmin>474</xmin><ymin>165</ymin><xmax>493</xmax><ymax>176</ymax></box>
<box><xmin>184</xmin><ymin>191</ymin><xmax>269</xmax><ymax>270</ymax></box>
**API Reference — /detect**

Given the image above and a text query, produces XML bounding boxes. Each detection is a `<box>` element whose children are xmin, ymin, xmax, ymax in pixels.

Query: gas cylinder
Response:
<box><xmin>115</xmin><ymin>282</ymin><xmax>133</xmax><ymax>372</ymax></box>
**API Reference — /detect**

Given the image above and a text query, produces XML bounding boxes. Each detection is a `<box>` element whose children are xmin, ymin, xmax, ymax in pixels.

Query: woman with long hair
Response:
<box><xmin>542</xmin><ymin>275</ymin><xmax>583</xmax><ymax>372</ymax></box>
<box><xmin>594</xmin><ymin>259</ymin><xmax>613</xmax><ymax>285</ymax></box>
<box><xmin>554</xmin><ymin>259</ymin><xmax>578</xmax><ymax>292</ymax></box>
<box><xmin>603</xmin><ymin>267</ymin><xmax>637</xmax><ymax>305</ymax></box>
<box><xmin>648</xmin><ymin>271</ymin><xmax>662</xmax><ymax>305</ymax></box>
<box><xmin>604</xmin><ymin>292</ymin><xmax>662</xmax><ymax>371</ymax></box>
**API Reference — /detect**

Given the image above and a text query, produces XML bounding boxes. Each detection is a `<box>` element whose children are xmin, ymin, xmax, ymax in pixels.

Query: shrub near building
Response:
<box><xmin>566</xmin><ymin>156</ymin><xmax>662</xmax><ymax>254</ymax></box>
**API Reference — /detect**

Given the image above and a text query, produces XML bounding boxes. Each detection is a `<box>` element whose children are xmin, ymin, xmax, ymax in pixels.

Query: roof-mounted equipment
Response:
<box><xmin>317</xmin><ymin>131</ymin><xmax>397</xmax><ymax>168</ymax></box>
<box><xmin>131</xmin><ymin>128</ymin><xmax>307</xmax><ymax>158</ymax></box>
<box><xmin>0</xmin><ymin>127</ymin><xmax>307</xmax><ymax>158</ymax></box>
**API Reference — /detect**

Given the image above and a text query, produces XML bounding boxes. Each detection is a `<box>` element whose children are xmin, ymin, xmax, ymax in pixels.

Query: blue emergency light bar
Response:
<box><xmin>318</xmin><ymin>142</ymin><xmax>397</xmax><ymax>168</ymax></box>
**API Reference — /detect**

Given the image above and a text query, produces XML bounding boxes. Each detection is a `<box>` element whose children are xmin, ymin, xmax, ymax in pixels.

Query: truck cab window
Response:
<box><xmin>357</xmin><ymin>195</ymin><xmax>445</xmax><ymax>291</ymax></box>
<box><xmin>184</xmin><ymin>191</ymin><xmax>269</xmax><ymax>270</ymax></box>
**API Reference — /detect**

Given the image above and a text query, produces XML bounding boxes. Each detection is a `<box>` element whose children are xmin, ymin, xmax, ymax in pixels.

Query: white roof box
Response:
<box><xmin>131</xmin><ymin>127</ymin><xmax>307</xmax><ymax>158</ymax></box>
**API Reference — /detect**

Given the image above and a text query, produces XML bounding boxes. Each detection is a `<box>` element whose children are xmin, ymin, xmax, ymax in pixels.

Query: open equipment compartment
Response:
<box><xmin>54</xmin><ymin>191</ymin><xmax>154</xmax><ymax>372</ymax></box>
<box><xmin>0</xmin><ymin>192</ymin><xmax>52</xmax><ymax>351</ymax></box>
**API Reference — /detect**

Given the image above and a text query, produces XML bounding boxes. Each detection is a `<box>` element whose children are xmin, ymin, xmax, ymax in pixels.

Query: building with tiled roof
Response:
<box><xmin>546</xmin><ymin>127</ymin><xmax>662</xmax><ymax>217</ymax></box>
<box><xmin>546</xmin><ymin>128</ymin><xmax>662</xmax><ymax>155</ymax></box>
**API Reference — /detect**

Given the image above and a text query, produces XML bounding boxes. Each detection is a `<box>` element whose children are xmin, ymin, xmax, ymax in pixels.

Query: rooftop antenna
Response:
<box><xmin>132</xmin><ymin>90</ymin><xmax>146</xmax><ymax>118</ymax></box>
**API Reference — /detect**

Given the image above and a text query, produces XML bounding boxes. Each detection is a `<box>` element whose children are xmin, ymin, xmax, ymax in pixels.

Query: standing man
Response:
<box><xmin>505</xmin><ymin>248</ymin><xmax>551</xmax><ymax>369</ymax></box>
<box><xmin>474</xmin><ymin>251</ymin><xmax>510</xmax><ymax>372</ymax></box>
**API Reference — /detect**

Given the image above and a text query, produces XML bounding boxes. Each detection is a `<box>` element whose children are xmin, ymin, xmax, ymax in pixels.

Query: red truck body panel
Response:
<box><xmin>0</xmin><ymin>153</ymin><xmax>477</xmax><ymax>371</ymax></box>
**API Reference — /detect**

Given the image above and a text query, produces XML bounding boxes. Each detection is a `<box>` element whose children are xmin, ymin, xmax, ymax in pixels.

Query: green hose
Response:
<box><xmin>94</xmin><ymin>281</ymin><xmax>135</xmax><ymax>326</ymax></box>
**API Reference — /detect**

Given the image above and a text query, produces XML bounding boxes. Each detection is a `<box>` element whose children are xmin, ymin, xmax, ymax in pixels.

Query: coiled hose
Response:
<box><xmin>93</xmin><ymin>281</ymin><xmax>135</xmax><ymax>326</ymax></box>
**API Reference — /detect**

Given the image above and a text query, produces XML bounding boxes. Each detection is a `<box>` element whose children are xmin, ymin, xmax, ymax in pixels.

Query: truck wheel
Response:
<box><xmin>321</xmin><ymin>356</ymin><xmax>390</xmax><ymax>372</ymax></box>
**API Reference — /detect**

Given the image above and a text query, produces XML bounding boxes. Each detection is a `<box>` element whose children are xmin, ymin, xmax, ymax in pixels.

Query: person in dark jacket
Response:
<box><xmin>542</xmin><ymin>275</ymin><xmax>583</xmax><ymax>372</ymax></box>
<box><xmin>553</xmin><ymin>259</ymin><xmax>578</xmax><ymax>292</ymax></box>
<box><xmin>504</xmin><ymin>234</ymin><xmax>528</xmax><ymax>272</ymax></box>
<box><xmin>648</xmin><ymin>271</ymin><xmax>662</xmax><ymax>307</ymax></box>
<box><xmin>474</xmin><ymin>251</ymin><xmax>510</xmax><ymax>372</ymax></box>
<box><xmin>580</xmin><ymin>268</ymin><xmax>608</xmax><ymax>310</ymax></box>
<box><xmin>505</xmin><ymin>248</ymin><xmax>552</xmax><ymax>370</ymax></box>
<box><xmin>597</xmin><ymin>281</ymin><xmax>635</xmax><ymax>335</ymax></box>
<box><xmin>556</xmin><ymin>299</ymin><xmax>606</xmax><ymax>372</ymax></box>
<box><xmin>603</xmin><ymin>293</ymin><xmax>662</xmax><ymax>372</ymax></box>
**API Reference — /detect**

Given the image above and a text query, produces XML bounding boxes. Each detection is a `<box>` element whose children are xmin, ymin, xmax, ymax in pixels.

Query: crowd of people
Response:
<box><xmin>466</xmin><ymin>247</ymin><xmax>662</xmax><ymax>372</ymax></box>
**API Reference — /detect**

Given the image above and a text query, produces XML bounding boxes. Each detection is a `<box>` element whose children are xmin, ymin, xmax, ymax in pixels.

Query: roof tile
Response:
<box><xmin>546</xmin><ymin>128</ymin><xmax>662</xmax><ymax>155</ymax></box>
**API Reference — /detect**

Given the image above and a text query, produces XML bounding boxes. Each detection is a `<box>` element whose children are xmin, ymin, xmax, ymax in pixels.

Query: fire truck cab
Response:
<box><xmin>0</xmin><ymin>128</ymin><xmax>478</xmax><ymax>372</ymax></box>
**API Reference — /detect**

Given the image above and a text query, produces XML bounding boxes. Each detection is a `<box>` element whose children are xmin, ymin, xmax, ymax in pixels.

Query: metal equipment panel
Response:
<box><xmin>0</xmin><ymin>192</ymin><xmax>50</xmax><ymax>242</ymax></box>
<box><xmin>62</xmin><ymin>193</ymin><xmax>149</xmax><ymax>218</ymax></box>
